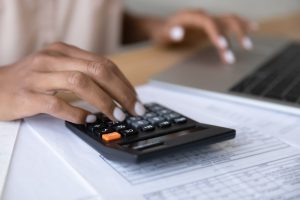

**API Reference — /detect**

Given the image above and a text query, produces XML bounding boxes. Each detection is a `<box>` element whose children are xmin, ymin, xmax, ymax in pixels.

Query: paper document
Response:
<box><xmin>0</xmin><ymin>121</ymin><xmax>20</xmax><ymax>197</ymax></box>
<box><xmin>24</xmin><ymin>84</ymin><xmax>300</xmax><ymax>199</ymax></box>
<box><xmin>3</xmin><ymin>122</ymin><xmax>102</xmax><ymax>200</ymax></box>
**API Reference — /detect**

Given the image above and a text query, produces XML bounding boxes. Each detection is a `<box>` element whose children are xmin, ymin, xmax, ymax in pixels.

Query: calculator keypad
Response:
<box><xmin>66</xmin><ymin>102</ymin><xmax>235</xmax><ymax>162</ymax></box>
<box><xmin>86</xmin><ymin>103</ymin><xmax>188</xmax><ymax>142</ymax></box>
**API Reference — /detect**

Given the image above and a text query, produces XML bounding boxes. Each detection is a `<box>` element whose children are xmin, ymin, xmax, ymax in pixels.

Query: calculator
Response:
<box><xmin>65</xmin><ymin>103</ymin><xmax>236</xmax><ymax>162</ymax></box>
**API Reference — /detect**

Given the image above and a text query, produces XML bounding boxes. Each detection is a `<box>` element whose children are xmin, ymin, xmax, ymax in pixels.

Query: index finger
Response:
<box><xmin>47</xmin><ymin>42</ymin><xmax>136</xmax><ymax>95</ymax></box>
<box><xmin>168</xmin><ymin>12</ymin><xmax>235</xmax><ymax>64</ymax></box>
<box><xmin>40</xmin><ymin>55</ymin><xmax>145</xmax><ymax>116</ymax></box>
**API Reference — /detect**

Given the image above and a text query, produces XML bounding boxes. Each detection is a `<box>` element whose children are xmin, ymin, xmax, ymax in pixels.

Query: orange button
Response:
<box><xmin>102</xmin><ymin>132</ymin><xmax>121</xmax><ymax>142</ymax></box>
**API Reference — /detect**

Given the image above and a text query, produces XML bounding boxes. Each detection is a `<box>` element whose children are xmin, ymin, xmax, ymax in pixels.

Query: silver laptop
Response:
<box><xmin>152</xmin><ymin>36</ymin><xmax>300</xmax><ymax>111</ymax></box>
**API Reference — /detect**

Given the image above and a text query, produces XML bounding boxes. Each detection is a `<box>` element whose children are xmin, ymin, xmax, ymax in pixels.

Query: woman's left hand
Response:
<box><xmin>151</xmin><ymin>10</ymin><xmax>258</xmax><ymax>64</ymax></box>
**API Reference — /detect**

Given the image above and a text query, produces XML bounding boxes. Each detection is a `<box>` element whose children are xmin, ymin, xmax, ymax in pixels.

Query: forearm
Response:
<box><xmin>121</xmin><ymin>12</ymin><xmax>164</xmax><ymax>44</ymax></box>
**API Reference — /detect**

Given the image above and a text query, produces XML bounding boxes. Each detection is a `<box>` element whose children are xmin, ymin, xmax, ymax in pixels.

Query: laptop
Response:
<box><xmin>152</xmin><ymin>36</ymin><xmax>300</xmax><ymax>113</ymax></box>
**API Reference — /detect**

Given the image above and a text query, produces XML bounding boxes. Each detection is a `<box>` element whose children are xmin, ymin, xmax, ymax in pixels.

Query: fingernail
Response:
<box><xmin>218</xmin><ymin>36</ymin><xmax>228</xmax><ymax>49</ymax></box>
<box><xmin>85</xmin><ymin>114</ymin><xmax>97</xmax><ymax>123</ymax></box>
<box><xmin>243</xmin><ymin>37</ymin><xmax>253</xmax><ymax>50</ymax></box>
<box><xmin>134</xmin><ymin>101</ymin><xmax>146</xmax><ymax>116</ymax></box>
<box><xmin>113</xmin><ymin>107</ymin><xmax>126</xmax><ymax>121</ymax></box>
<box><xmin>224</xmin><ymin>50</ymin><xmax>236</xmax><ymax>64</ymax></box>
<box><xmin>170</xmin><ymin>26</ymin><xmax>185</xmax><ymax>42</ymax></box>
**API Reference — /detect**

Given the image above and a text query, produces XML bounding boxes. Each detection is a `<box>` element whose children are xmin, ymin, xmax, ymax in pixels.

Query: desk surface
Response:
<box><xmin>58</xmin><ymin>13</ymin><xmax>300</xmax><ymax>102</ymax></box>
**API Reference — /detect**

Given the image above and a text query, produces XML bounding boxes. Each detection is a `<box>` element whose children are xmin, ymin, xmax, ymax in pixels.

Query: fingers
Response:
<box><xmin>47</xmin><ymin>42</ymin><xmax>136</xmax><ymax>95</ymax></box>
<box><xmin>30</xmin><ymin>71</ymin><xmax>128</xmax><ymax>121</ymax></box>
<box><xmin>193</xmin><ymin>15</ymin><xmax>235</xmax><ymax>64</ymax></box>
<box><xmin>167</xmin><ymin>11</ymin><xmax>235</xmax><ymax>64</ymax></box>
<box><xmin>164</xmin><ymin>11</ymin><xmax>257</xmax><ymax>64</ymax></box>
<box><xmin>220</xmin><ymin>15</ymin><xmax>254</xmax><ymax>50</ymax></box>
<box><xmin>46</xmin><ymin>43</ymin><xmax>145</xmax><ymax>115</ymax></box>
<box><xmin>29</xmin><ymin>50</ymin><xmax>145</xmax><ymax>118</ymax></box>
<box><xmin>45</xmin><ymin>56</ymin><xmax>143</xmax><ymax>116</ymax></box>
<box><xmin>174</xmin><ymin>12</ymin><xmax>227</xmax><ymax>47</ymax></box>
<box><xmin>28</xmin><ymin>93</ymin><xmax>92</xmax><ymax>124</ymax></box>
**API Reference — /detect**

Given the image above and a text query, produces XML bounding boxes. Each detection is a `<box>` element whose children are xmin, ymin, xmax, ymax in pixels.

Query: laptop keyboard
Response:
<box><xmin>230</xmin><ymin>43</ymin><xmax>300</xmax><ymax>103</ymax></box>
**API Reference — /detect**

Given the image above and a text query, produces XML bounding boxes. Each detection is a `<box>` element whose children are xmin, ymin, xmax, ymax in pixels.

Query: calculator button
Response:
<box><xmin>141</xmin><ymin>124</ymin><xmax>155</xmax><ymax>132</ymax></box>
<box><xmin>102</xmin><ymin>132</ymin><xmax>121</xmax><ymax>142</ymax></box>
<box><xmin>144</xmin><ymin>112</ymin><xmax>157</xmax><ymax>118</ymax></box>
<box><xmin>126</xmin><ymin>116</ymin><xmax>143</xmax><ymax>123</ymax></box>
<box><xmin>131</xmin><ymin>120</ymin><xmax>149</xmax><ymax>129</ymax></box>
<box><xmin>157</xmin><ymin>109</ymin><xmax>171</xmax><ymax>115</ymax></box>
<box><xmin>94</xmin><ymin>127</ymin><xmax>114</xmax><ymax>138</ymax></box>
<box><xmin>148</xmin><ymin>116</ymin><xmax>165</xmax><ymax>125</ymax></box>
<box><xmin>120</xmin><ymin>129</ymin><xmax>138</xmax><ymax>137</ymax></box>
<box><xmin>164</xmin><ymin>113</ymin><xmax>181</xmax><ymax>120</ymax></box>
<box><xmin>101</xmin><ymin>127</ymin><xmax>114</xmax><ymax>133</ymax></box>
<box><xmin>112</xmin><ymin>124</ymin><xmax>127</xmax><ymax>131</ymax></box>
<box><xmin>106</xmin><ymin>121</ymin><xmax>118</xmax><ymax>127</ymax></box>
<box><xmin>173</xmin><ymin>117</ymin><xmax>187</xmax><ymax>124</ymax></box>
<box><xmin>87</xmin><ymin>123</ymin><xmax>106</xmax><ymax>133</ymax></box>
<box><xmin>150</xmin><ymin>105</ymin><xmax>163</xmax><ymax>112</ymax></box>
<box><xmin>157</xmin><ymin>121</ymin><xmax>171</xmax><ymax>128</ymax></box>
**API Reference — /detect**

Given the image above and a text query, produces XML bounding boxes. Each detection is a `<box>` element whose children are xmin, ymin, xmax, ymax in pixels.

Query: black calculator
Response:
<box><xmin>65</xmin><ymin>103</ymin><xmax>236</xmax><ymax>162</ymax></box>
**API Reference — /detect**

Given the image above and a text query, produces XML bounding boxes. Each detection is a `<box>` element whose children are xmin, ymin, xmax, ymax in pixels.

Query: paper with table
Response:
<box><xmin>0</xmin><ymin>121</ymin><xmax>20</xmax><ymax>198</ymax></box>
<box><xmin>23</xmin><ymin>84</ymin><xmax>300</xmax><ymax>200</ymax></box>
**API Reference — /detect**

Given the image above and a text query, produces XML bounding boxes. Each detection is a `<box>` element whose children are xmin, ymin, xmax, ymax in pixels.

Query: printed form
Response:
<box><xmin>24</xmin><ymin>84</ymin><xmax>300</xmax><ymax>200</ymax></box>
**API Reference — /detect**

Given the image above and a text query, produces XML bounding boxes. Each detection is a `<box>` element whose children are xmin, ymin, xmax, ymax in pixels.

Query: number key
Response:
<box><xmin>141</xmin><ymin>124</ymin><xmax>155</xmax><ymax>132</ymax></box>
<box><xmin>131</xmin><ymin>120</ymin><xmax>149</xmax><ymax>129</ymax></box>
<box><xmin>157</xmin><ymin>121</ymin><xmax>171</xmax><ymax>128</ymax></box>
<box><xmin>148</xmin><ymin>116</ymin><xmax>165</xmax><ymax>125</ymax></box>
<box><xmin>113</xmin><ymin>124</ymin><xmax>127</xmax><ymax>131</ymax></box>
<box><xmin>173</xmin><ymin>117</ymin><xmax>187</xmax><ymax>124</ymax></box>
<box><xmin>164</xmin><ymin>113</ymin><xmax>181</xmax><ymax>120</ymax></box>
<box><xmin>120</xmin><ymin>129</ymin><xmax>138</xmax><ymax>137</ymax></box>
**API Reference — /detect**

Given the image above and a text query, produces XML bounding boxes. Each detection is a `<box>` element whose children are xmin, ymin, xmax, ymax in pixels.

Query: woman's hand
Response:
<box><xmin>0</xmin><ymin>42</ymin><xmax>145</xmax><ymax>124</ymax></box>
<box><xmin>151</xmin><ymin>10</ymin><xmax>257</xmax><ymax>64</ymax></box>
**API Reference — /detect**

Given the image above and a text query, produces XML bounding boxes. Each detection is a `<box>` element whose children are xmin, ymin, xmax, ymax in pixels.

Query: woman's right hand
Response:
<box><xmin>0</xmin><ymin>42</ymin><xmax>145</xmax><ymax>124</ymax></box>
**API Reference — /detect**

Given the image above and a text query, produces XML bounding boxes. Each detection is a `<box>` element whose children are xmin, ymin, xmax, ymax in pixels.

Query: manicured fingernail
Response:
<box><xmin>85</xmin><ymin>114</ymin><xmax>97</xmax><ymax>123</ymax></box>
<box><xmin>224</xmin><ymin>50</ymin><xmax>236</xmax><ymax>64</ymax></box>
<box><xmin>243</xmin><ymin>37</ymin><xmax>253</xmax><ymax>50</ymax></box>
<box><xmin>113</xmin><ymin>107</ymin><xmax>126</xmax><ymax>121</ymax></box>
<box><xmin>170</xmin><ymin>26</ymin><xmax>185</xmax><ymax>42</ymax></box>
<box><xmin>218</xmin><ymin>36</ymin><xmax>228</xmax><ymax>49</ymax></box>
<box><xmin>134</xmin><ymin>101</ymin><xmax>146</xmax><ymax>116</ymax></box>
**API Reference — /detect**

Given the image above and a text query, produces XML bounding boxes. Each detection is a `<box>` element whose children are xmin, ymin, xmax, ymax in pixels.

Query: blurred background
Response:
<box><xmin>124</xmin><ymin>0</ymin><xmax>300</xmax><ymax>21</ymax></box>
